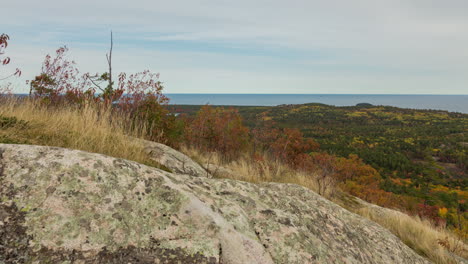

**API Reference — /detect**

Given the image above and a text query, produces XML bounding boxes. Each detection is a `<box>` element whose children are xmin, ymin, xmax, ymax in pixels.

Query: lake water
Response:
<box><xmin>166</xmin><ymin>94</ymin><xmax>468</xmax><ymax>114</ymax></box>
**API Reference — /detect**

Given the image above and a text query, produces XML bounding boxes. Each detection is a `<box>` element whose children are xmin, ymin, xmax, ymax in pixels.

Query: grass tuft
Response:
<box><xmin>356</xmin><ymin>205</ymin><xmax>467</xmax><ymax>263</ymax></box>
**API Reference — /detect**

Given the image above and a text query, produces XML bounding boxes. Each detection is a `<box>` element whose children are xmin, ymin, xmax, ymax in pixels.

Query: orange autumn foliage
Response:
<box><xmin>184</xmin><ymin>105</ymin><xmax>249</xmax><ymax>159</ymax></box>
<box><xmin>184</xmin><ymin>107</ymin><xmax>426</xmax><ymax>215</ymax></box>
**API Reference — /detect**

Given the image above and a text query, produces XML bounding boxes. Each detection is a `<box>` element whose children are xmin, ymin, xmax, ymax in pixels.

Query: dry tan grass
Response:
<box><xmin>357</xmin><ymin>206</ymin><xmax>467</xmax><ymax>264</ymax></box>
<box><xmin>0</xmin><ymin>97</ymin><xmax>157</xmax><ymax>167</ymax></box>
<box><xmin>181</xmin><ymin>145</ymin><xmax>336</xmax><ymax>199</ymax></box>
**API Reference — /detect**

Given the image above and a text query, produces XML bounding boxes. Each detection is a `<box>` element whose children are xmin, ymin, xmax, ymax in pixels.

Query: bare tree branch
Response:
<box><xmin>107</xmin><ymin>31</ymin><xmax>113</xmax><ymax>91</ymax></box>
<box><xmin>0</xmin><ymin>73</ymin><xmax>15</xmax><ymax>81</ymax></box>
<box><xmin>86</xmin><ymin>75</ymin><xmax>105</xmax><ymax>92</ymax></box>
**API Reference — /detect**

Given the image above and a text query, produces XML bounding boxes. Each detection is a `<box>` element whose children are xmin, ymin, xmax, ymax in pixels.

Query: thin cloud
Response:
<box><xmin>2</xmin><ymin>0</ymin><xmax>467</xmax><ymax>94</ymax></box>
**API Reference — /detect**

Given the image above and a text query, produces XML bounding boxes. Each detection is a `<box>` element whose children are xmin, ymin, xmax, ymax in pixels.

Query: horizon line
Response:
<box><xmin>164</xmin><ymin>93</ymin><xmax>468</xmax><ymax>96</ymax></box>
<box><xmin>10</xmin><ymin>93</ymin><xmax>468</xmax><ymax>96</ymax></box>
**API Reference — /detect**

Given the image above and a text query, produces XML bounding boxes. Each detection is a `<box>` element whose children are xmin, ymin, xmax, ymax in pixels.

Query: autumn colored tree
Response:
<box><xmin>185</xmin><ymin>105</ymin><xmax>249</xmax><ymax>159</ymax></box>
<box><xmin>251</xmin><ymin>116</ymin><xmax>319</xmax><ymax>166</ymax></box>
<box><xmin>29</xmin><ymin>46</ymin><xmax>86</xmax><ymax>104</ymax></box>
<box><xmin>250</xmin><ymin>112</ymin><xmax>281</xmax><ymax>154</ymax></box>
<box><xmin>114</xmin><ymin>73</ymin><xmax>181</xmax><ymax>145</ymax></box>
<box><xmin>269</xmin><ymin>128</ymin><xmax>319</xmax><ymax>166</ymax></box>
<box><xmin>334</xmin><ymin>154</ymin><xmax>380</xmax><ymax>183</ymax></box>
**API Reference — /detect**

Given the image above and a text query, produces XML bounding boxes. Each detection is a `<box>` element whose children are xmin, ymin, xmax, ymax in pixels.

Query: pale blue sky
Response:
<box><xmin>2</xmin><ymin>0</ymin><xmax>468</xmax><ymax>94</ymax></box>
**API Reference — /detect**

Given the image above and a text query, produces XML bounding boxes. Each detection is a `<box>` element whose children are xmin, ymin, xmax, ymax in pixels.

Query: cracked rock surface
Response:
<box><xmin>0</xmin><ymin>144</ymin><xmax>430</xmax><ymax>263</ymax></box>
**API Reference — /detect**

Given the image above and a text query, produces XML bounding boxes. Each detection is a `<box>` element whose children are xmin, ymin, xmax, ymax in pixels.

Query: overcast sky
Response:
<box><xmin>2</xmin><ymin>0</ymin><xmax>468</xmax><ymax>94</ymax></box>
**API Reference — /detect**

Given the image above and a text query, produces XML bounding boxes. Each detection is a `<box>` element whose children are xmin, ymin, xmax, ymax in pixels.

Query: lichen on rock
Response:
<box><xmin>0</xmin><ymin>144</ymin><xmax>431</xmax><ymax>263</ymax></box>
